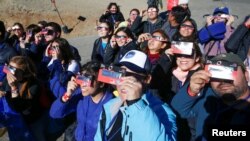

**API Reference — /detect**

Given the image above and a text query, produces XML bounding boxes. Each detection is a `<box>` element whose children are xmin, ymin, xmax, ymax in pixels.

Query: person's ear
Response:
<box><xmin>145</xmin><ymin>74</ymin><xmax>152</xmax><ymax>84</ymax></box>
<box><xmin>244</xmin><ymin>68</ymin><xmax>249</xmax><ymax>82</ymax></box>
<box><xmin>161</xmin><ymin>43</ymin><xmax>167</xmax><ymax>49</ymax></box>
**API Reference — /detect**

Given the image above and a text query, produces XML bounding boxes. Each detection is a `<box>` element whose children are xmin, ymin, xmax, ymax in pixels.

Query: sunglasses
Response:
<box><xmin>115</xmin><ymin>35</ymin><xmax>127</xmax><ymax>40</ymax></box>
<box><xmin>130</xmin><ymin>13</ymin><xmax>138</xmax><ymax>16</ymax></box>
<box><xmin>175</xmin><ymin>53</ymin><xmax>195</xmax><ymax>59</ymax></box>
<box><xmin>181</xmin><ymin>24</ymin><xmax>194</xmax><ymax>30</ymax></box>
<box><xmin>43</xmin><ymin>29</ymin><xmax>55</xmax><ymax>35</ymax></box>
<box><xmin>76</xmin><ymin>73</ymin><xmax>94</xmax><ymax>87</ymax></box>
<box><xmin>97</xmin><ymin>26</ymin><xmax>109</xmax><ymax>31</ymax></box>
<box><xmin>147</xmin><ymin>9</ymin><xmax>158</xmax><ymax>13</ymax></box>
<box><xmin>150</xmin><ymin>35</ymin><xmax>169</xmax><ymax>42</ymax></box>
<box><xmin>12</xmin><ymin>28</ymin><xmax>21</xmax><ymax>31</ymax></box>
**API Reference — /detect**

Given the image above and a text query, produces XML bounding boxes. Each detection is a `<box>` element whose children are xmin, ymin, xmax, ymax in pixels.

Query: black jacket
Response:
<box><xmin>91</xmin><ymin>38</ymin><xmax>109</xmax><ymax>63</ymax></box>
<box><xmin>99</xmin><ymin>12</ymin><xmax>125</xmax><ymax>27</ymax></box>
<box><xmin>103</xmin><ymin>41</ymin><xmax>138</xmax><ymax>65</ymax></box>
<box><xmin>225</xmin><ymin>24</ymin><xmax>250</xmax><ymax>61</ymax></box>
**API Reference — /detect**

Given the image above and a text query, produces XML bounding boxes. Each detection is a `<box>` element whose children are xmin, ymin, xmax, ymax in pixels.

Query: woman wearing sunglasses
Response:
<box><xmin>137</xmin><ymin>29</ymin><xmax>170</xmax><ymax>71</ymax></box>
<box><xmin>43</xmin><ymin>38</ymin><xmax>80</xmax><ymax>88</ymax></box>
<box><xmin>104</xmin><ymin>27</ymin><xmax>138</xmax><ymax>65</ymax></box>
<box><xmin>50</xmin><ymin>61</ymin><xmax>113</xmax><ymax>141</ymax></box>
<box><xmin>91</xmin><ymin>21</ymin><xmax>113</xmax><ymax>63</ymax></box>
<box><xmin>5</xmin><ymin>23</ymin><xmax>26</xmax><ymax>51</ymax></box>
<box><xmin>0</xmin><ymin>56</ymin><xmax>44</xmax><ymax>141</ymax></box>
<box><xmin>172</xmin><ymin>18</ymin><xmax>198</xmax><ymax>42</ymax></box>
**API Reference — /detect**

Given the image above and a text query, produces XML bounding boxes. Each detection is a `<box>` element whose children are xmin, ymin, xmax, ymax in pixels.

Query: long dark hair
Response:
<box><xmin>107</xmin><ymin>2</ymin><xmax>121</xmax><ymax>13</ymax></box>
<box><xmin>114</xmin><ymin>27</ymin><xmax>135</xmax><ymax>40</ymax></box>
<box><xmin>172</xmin><ymin>18</ymin><xmax>198</xmax><ymax>42</ymax></box>
<box><xmin>10</xmin><ymin>56</ymin><xmax>37</xmax><ymax>99</ymax></box>
<box><xmin>53</xmin><ymin>38</ymin><xmax>74</xmax><ymax>65</ymax></box>
<box><xmin>81</xmin><ymin>61</ymin><xmax>107</xmax><ymax>94</ymax></box>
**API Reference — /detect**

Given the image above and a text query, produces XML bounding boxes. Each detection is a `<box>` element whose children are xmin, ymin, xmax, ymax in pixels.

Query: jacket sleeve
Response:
<box><xmin>103</xmin><ymin>44</ymin><xmax>117</xmax><ymax>65</ymax></box>
<box><xmin>225</xmin><ymin>24</ymin><xmax>249</xmax><ymax>60</ymax></box>
<box><xmin>154</xmin><ymin>53</ymin><xmax>173</xmax><ymax>74</ymax></box>
<box><xmin>49</xmin><ymin>75</ymin><xmax>67</xmax><ymax>98</ymax></box>
<box><xmin>49</xmin><ymin>89</ymin><xmax>82</xmax><ymax>118</ymax></box>
<box><xmin>171</xmin><ymin>83</ymin><xmax>203</xmax><ymax>119</ymax></box>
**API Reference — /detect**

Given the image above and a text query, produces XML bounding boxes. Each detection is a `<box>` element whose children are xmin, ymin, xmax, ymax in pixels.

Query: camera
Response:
<box><xmin>75</xmin><ymin>75</ymin><xmax>93</xmax><ymax>87</ymax></box>
<box><xmin>205</xmin><ymin>64</ymin><xmax>237</xmax><ymax>81</ymax></box>
<box><xmin>3</xmin><ymin>65</ymin><xmax>15</xmax><ymax>74</ymax></box>
<box><xmin>97</xmin><ymin>66</ymin><xmax>126</xmax><ymax>85</ymax></box>
<box><xmin>171</xmin><ymin>41</ymin><xmax>193</xmax><ymax>55</ymax></box>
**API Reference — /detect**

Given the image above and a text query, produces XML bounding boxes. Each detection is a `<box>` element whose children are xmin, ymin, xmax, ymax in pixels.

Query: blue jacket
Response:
<box><xmin>171</xmin><ymin>83</ymin><xmax>250</xmax><ymax>140</ymax></box>
<box><xmin>50</xmin><ymin>90</ymin><xmax>113</xmax><ymax>141</ymax></box>
<box><xmin>95</xmin><ymin>92</ymin><xmax>176</xmax><ymax>141</ymax></box>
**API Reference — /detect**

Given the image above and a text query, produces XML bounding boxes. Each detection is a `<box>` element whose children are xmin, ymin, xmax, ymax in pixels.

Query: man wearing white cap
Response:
<box><xmin>95</xmin><ymin>50</ymin><xmax>176</xmax><ymax>141</ymax></box>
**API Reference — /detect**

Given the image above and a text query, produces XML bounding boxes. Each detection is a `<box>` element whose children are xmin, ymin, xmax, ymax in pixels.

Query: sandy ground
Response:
<box><xmin>0</xmin><ymin>0</ymin><xmax>250</xmax><ymax>140</ymax></box>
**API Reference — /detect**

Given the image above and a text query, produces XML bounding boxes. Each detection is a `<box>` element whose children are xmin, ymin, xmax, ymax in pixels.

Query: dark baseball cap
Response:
<box><xmin>210</xmin><ymin>53</ymin><xmax>245</xmax><ymax>70</ymax></box>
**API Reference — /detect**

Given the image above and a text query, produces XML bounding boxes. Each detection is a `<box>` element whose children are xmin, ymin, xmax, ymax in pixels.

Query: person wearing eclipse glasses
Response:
<box><xmin>104</xmin><ymin>27</ymin><xmax>138</xmax><ymax>65</ymax></box>
<box><xmin>171</xmin><ymin>53</ymin><xmax>250</xmax><ymax>141</ymax></box>
<box><xmin>91</xmin><ymin>21</ymin><xmax>114</xmax><ymax>63</ymax></box>
<box><xmin>95</xmin><ymin>50</ymin><xmax>177</xmax><ymax>141</ymax></box>
<box><xmin>199</xmin><ymin>7</ymin><xmax>234</xmax><ymax>60</ymax></box>
<box><xmin>50</xmin><ymin>61</ymin><xmax>114</xmax><ymax>141</ymax></box>
<box><xmin>0</xmin><ymin>56</ymin><xmax>43</xmax><ymax>141</ymax></box>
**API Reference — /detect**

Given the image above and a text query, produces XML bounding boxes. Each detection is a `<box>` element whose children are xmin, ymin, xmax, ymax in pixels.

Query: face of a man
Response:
<box><xmin>210</xmin><ymin>66</ymin><xmax>248</xmax><ymax>100</ymax></box>
<box><xmin>147</xmin><ymin>8</ymin><xmax>158</xmax><ymax>20</ymax></box>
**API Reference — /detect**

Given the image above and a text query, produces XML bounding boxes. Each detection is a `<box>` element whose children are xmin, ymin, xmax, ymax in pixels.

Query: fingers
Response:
<box><xmin>117</xmin><ymin>76</ymin><xmax>142</xmax><ymax>101</ymax></box>
<box><xmin>165</xmin><ymin>48</ymin><xmax>174</xmax><ymax>56</ymax></box>
<box><xmin>137</xmin><ymin>33</ymin><xmax>151</xmax><ymax>43</ymax></box>
<box><xmin>190</xmin><ymin>70</ymin><xmax>211</xmax><ymax>94</ymax></box>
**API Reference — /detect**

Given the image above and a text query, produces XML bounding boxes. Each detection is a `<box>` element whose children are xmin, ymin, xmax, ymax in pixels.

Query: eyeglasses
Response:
<box><xmin>147</xmin><ymin>9</ymin><xmax>158</xmax><ymax>13</ymax></box>
<box><xmin>180</xmin><ymin>24</ymin><xmax>194</xmax><ymax>30</ymax></box>
<box><xmin>43</xmin><ymin>29</ymin><xmax>55</xmax><ymax>35</ymax></box>
<box><xmin>97</xmin><ymin>26</ymin><xmax>109</xmax><ymax>31</ymax></box>
<box><xmin>149</xmin><ymin>35</ymin><xmax>169</xmax><ymax>42</ymax></box>
<box><xmin>175</xmin><ymin>53</ymin><xmax>195</xmax><ymax>59</ymax></box>
<box><xmin>130</xmin><ymin>13</ymin><xmax>138</xmax><ymax>16</ymax></box>
<box><xmin>115</xmin><ymin>35</ymin><xmax>127</xmax><ymax>40</ymax></box>
<box><xmin>50</xmin><ymin>45</ymin><xmax>59</xmax><ymax>50</ymax></box>
<box><xmin>7</xmin><ymin>65</ymin><xmax>24</xmax><ymax>74</ymax></box>
<box><xmin>12</xmin><ymin>28</ymin><xmax>21</xmax><ymax>31</ymax></box>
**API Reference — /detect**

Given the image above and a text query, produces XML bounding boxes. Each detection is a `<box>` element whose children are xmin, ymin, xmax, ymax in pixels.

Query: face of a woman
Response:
<box><xmin>115</xmin><ymin>31</ymin><xmax>128</xmax><ymax>47</ymax></box>
<box><xmin>179</xmin><ymin>21</ymin><xmax>195</xmax><ymax>37</ymax></box>
<box><xmin>110</xmin><ymin>5</ymin><xmax>117</xmax><ymax>13</ymax></box>
<box><xmin>12</xmin><ymin>25</ymin><xmax>23</xmax><ymax>37</ymax></box>
<box><xmin>176</xmin><ymin>54</ymin><xmax>199</xmax><ymax>71</ymax></box>
<box><xmin>50</xmin><ymin>42</ymin><xmax>60</xmax><ymax>58</ymax></box>
<box><xmin>8</xmin><ymin>62</ymin><xmax>25</xmax><ymax>81</ymax></box>
<box><xmin>148</xmin><ymin>32</ymin><xmax>166</xmax><ymax>53</ymax></box>
<box><xmin>129</xmin><ymin>10</ymin><xmax>138</xmax><ymax>22</ymax></box>
<box><xmin>34</xmin><ymin>32</ymin><xmax>43</xmax><ymax>45</ymax></box>
<box><xmin>97</xmin><ymin>23</ymin><xmax>110</xmax><ymax>37</ymax></box>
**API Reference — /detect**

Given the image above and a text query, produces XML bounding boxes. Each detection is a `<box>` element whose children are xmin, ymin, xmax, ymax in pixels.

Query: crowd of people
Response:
<box><xmin>0</xmin><ymin>0</ymin><xmax>250</xmax><ymax>141</ymax></box>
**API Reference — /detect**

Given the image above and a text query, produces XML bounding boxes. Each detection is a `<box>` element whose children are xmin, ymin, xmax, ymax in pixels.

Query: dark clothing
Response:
<box><xmin>225</xmin><ymin>24</ymin><xmax>250</xmax><ymax>61</ymax></box>
<box><xmin>171</xmin><ymin>83</ymin><xmax>250</xmax><ymax>141</ymax></box>
<box><xmin>161</xmin><ymin>21</ymin><xmax>178</xmax><ymax>41</ymax></box>
<box><xmin>70</xmin><ymin>45</ymin><xmax>81</xmax><ymax>63</ymax></box>
<box><xmin>0</xmin><ymin>77</ymin><xmax>42</xmax><ymax>124</ymax></box>
<box><xmin>103</xmin><ymin>41</ymin><xmax>138</xmax><ymax>65</ymax></box>
<box><xmin>134</xmin><ymin>17</ymin><xmax>165</xmax><ymax>36</ymax></box>
<box><xmin>50</xmin><ymin>89</ymin><xmax>113</xmax><ymax>141</ymax></box>
<box><xmin>91</xmin><ymin>38</ymin><xmax>109</xmax><ymax>63</ymax></box>
<box><xmin>0</xmin><ymin>41</ymin><xmax>17</xmax><ymax>82</ymax></box>
<box><xmin>99</xmin><ymin>12</ymin><xmax>125</xmax><ymax>27</ymax></box>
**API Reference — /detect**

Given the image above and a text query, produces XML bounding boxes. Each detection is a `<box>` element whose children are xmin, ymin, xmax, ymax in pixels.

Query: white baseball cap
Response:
<box><xmin>119</xmin><ymin>50</ymin><xmax>151</xmax><ymax>73</ymax></box>
<box><xmin>178</xmin><ymin>0</ymin><xmax>189</xmax><ymax>5</ymax></box>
